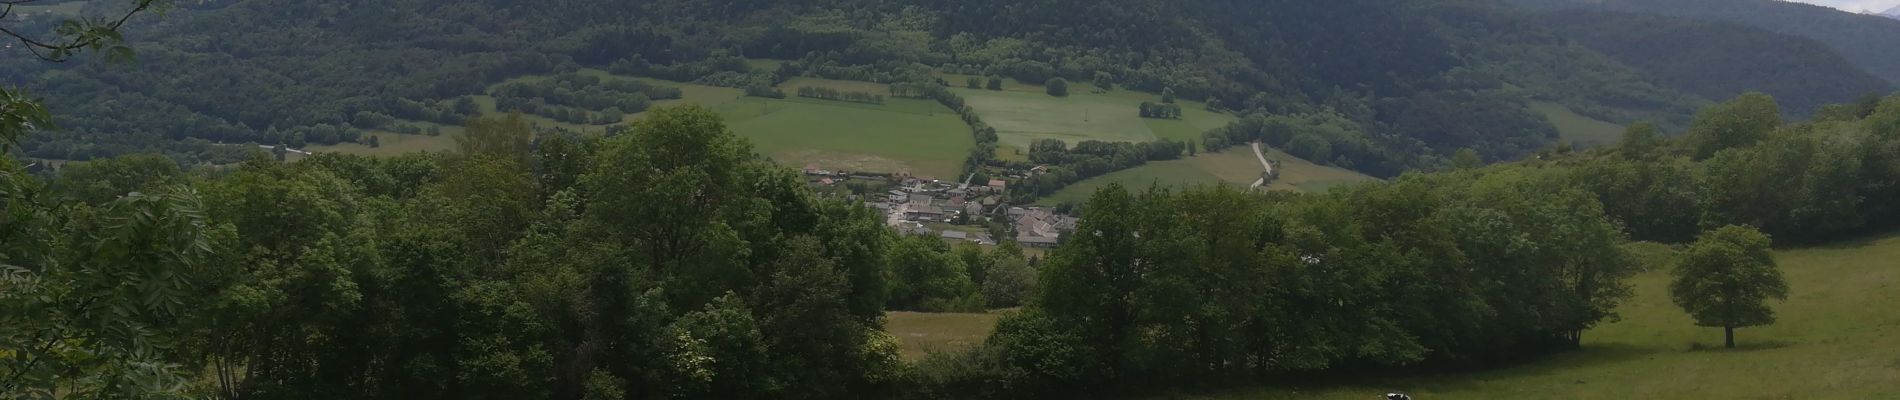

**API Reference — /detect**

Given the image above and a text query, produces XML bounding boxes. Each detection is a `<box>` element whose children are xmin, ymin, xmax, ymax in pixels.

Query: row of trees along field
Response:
<box><xmin>1005</xmin><ymin>139</ymin><xmax>1190</xmax><ymax>202</ymax></box>
<box><xmin>9</xmin><ymin>90</ymin><xmax>1892</xmax><ymax>399</ymax></box>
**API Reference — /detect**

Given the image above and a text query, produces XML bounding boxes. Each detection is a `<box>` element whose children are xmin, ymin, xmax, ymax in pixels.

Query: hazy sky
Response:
<box><xmin>1786</xmin><ymin>0</ymin><xmax>1900</xmax><ymax>12</ymax></box>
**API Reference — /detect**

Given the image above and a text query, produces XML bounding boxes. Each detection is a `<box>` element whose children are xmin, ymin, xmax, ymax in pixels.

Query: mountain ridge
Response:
<box><xmin>1506</xmin><ymin>0</ymin><xmax>1900</xmax><ymax>85</ymax></box>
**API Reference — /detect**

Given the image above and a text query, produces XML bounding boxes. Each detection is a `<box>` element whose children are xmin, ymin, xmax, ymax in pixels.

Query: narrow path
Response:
<box><xmin>1249</xmin><ymin>141</ymin><xmax>1274</xmax><ymax>189</ymax></box>
<box><xmin>256</xmin><ymin>144</ymin><xmax>313</xmax><ymax>155</ymax></box>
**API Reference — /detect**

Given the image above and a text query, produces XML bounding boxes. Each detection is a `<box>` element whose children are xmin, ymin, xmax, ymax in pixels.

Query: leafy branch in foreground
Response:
<box><xmin>0</xmin><ymin>0</ymin><xmax>172</xmax><ymax>62</ymax></box>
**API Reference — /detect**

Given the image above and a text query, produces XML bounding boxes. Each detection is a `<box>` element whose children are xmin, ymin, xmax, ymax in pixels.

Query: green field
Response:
<box><xmin>307</xmin><ymin>128</ymin><xmax>462</xmax><ymax>158</ymax></box>
<box><xmin>1257</xmin><ymin>146</ymin><xmax>1378</xmax><ymax>192</ymax></box>
<box><xmin>1156</xmin><ymin>234</ymin><xmax>1900</xmax><ymax>400</ymax></box>
<box><xmin>954</xmin><ymin>87</ymin><xmax>1156</xmax><ymax>150</ymax></box>
<box><xmin>1035</xmin><ymin>146</ymin><xmax>1375</xmax><ymax>205</ymax></box>
<box><xmin>945</xmin><ymin>76</ymin><xmax>1233</xmax><ymax>148</ymax></box>
<box><xmin>886</xmin><ymin>311</ymin><xmax>1004</xmax><ymax>361</ymax></box>
<box><xmin>781</xmin><ymin>77</ymin><xmax>892</xmax><ymax>94</ymax></box>
<box><xmin>1142</xmin><ymin>105</ymin><xmax>1236</xmax><ymax>143</ymax></box>
<box><xmin>1533</xmin><ymin>101</ymin><xmax>1627</xmax><ymax>148</ymax></box>
<box><xmin>1035</xmin><ymin>158</ymin><xmax>1230</xmax><ymax>205</ymax></box>
<box><xmin>711</xmin><ymin>95</ymin><xmax>974</xmax><ymax>179</ymax></box>
<box><xmin>303</xmin><ymin>72</ymin><xmax>971</xmax><ymax>177</ymax></box>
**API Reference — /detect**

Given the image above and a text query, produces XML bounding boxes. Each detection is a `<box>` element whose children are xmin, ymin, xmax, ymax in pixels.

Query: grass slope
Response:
<box><xmin>886</xmin><ymin>311</ymin><xmax>1004</xmax><ymax>361</ymax></box>
<box><xmin>1533</xmin><ymin>101</ymin><xmax>1627</xmax><ymax>148</ymax></box>
<box><xmin>1035</xmin><ymin>159</ymin><xmax>1228</xmax><ymax>205</ymax></box>
<box><xmin>1162</xmin><ymin>233</ymin><xmax>1900</xmax><ymax>399</ymax></box>
<box><xmin>309</xmin><ymin>73</ymin><xmax>973</xmax><ymax>178</ymax></box>
<box><xmin>712</xmin><ymin>96</ymin><xmax>973</xmax><ymax>179</ymax></box>
<box><xmin>1257</xmin><ymin>147</ymin><xmax>1378</xmax><ymax>192</ymax></box>
<box><xmin>955</xmin><ymin>87</ymin><xmax>1157</xmax><ymax>150</ymax></box>
<box><xmin>307</xmin><ymin>131</ymin><xmax>460</xmax><ymax>158</ymax></box>
<box><xmin>1036</xmin><ymin>147</ymin><xmax>1375</xmax><ymax>205</ymax></box>
<box><xmin>942</xmin><ymin>74</ymin><xmax>1234</xmax><ymax>162</ymax></box>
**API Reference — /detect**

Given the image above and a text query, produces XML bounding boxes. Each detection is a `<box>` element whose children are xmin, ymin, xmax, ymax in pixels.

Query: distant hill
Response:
<box><xmin>1506</xmin><ymin>0</ymin><xmax>1900</xmax><ymax>85</ymax></box>
<box><xmin>1881</xmin><ymin>5</ymin><xmax>1900</xmax><ymax>19</ymax></box>
<box><xmin>1539</xmin><ymin>10</ymin><xmax>1893</xmax><ymax>116</ymax></box>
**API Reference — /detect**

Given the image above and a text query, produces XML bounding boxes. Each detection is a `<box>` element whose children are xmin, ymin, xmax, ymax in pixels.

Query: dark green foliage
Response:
<box><xmin>5</xmin><ymin>106</ymin><xmax>900</xmax><ymax>399</ymax></box>
<box><xmin>986</xmin><ymin>76</ymin><xmax>1005</xmax><ymax>91</ymax></box>
<box><xmin>1684</xmin><ymin>93</ymin><xmax>1782</xmax><ymax>159</ymax></box>
<box><xmin>1045</xmin><ymin>78</ymin><xmax>1069</xmax><ymax>97</ymax></box>
<box><xmin>887</xmin><ymin>236</ymin><xmax>983</xmax><ymax>312</ymax></box>
<box><xmin>1670</xmin><ymin>225</ymin><xmax>1787</xmax><ymax>348</ymax></box>
<box><xmin>982</xmin><ymin>255</ymin><xmax>1037</xmax><ymax>308</ymax></box>
<box><xmin>1137</xmin><ymin>102</ymin><xmax>1182</xmax><ymax>119</ymax></box>
<box><xmin>796</xmin><ymin>86</ymin><xmax>885</xmax><ymax>104</ymax></box>
<box><xmin>1451</xmin><ymin>148</ymin><xmax>1483</xmax><ymax>170</ymax></box>
<box><xmin>1619</xmin><ymin>122</ymin><xmax>1664</xmax><ymax>161</ymax></box>
<box><xmin>1575</xmin><ymin>157</ymin><xmax>1707</xmax><ymax>243</ymax></box>
<box><xmin>1</xmin><ymin>161</ymin><xmax>220</xmax><ymax>398</ymax></box>
<box><xmin>490</xmin><ymin>73</ymin><xmax>675</xmax><ymax>124</ymax></box>
<box><xmin>1012</xmin><ymin>139</ymin><xmax>1188</xmax><ymax>201</ymax></box>
<box><xmin>47</xmin><ymin>153</ymin><xmax>182</xmax><ymax>205</ymax></box>
<box><xmin>968</xmin><ymin>176</ymin><xmax>1637</xmax><ymax>393</ymax></box>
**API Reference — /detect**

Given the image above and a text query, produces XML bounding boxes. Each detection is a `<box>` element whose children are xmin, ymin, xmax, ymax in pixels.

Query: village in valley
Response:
<box><xmin>802</xmin><ymin>163</ymin><xmax>1076</xmax><ymax>249</ymax></box>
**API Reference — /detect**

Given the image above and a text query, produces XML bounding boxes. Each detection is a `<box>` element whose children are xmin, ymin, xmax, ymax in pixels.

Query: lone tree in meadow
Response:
<box><xmin>1670</xmin><ymin>225</ymin><xmax>1789</xmax><ymax>348</ymax></box>
<box><xmin>1046</xmin><ymin>77</ymin><xmax>1069</xmax><ymax>97</ymax></box>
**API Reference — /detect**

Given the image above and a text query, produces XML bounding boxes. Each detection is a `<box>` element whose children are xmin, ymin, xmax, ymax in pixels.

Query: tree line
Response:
<box><xmin>1005</xmin><ymin>139</ymin><xmax>1189</xmax><ymax>202</ymax></box>
<box><xmin>907</xmin><ymin>91</ymin><xmax>1892</xmax><ymax>398</ymax></box>
<box><xmin>489</xmin><ymin>73</ymin><xmax>686</xmax><ymax>125</ymax></box>
<box><xmin>796</xmin><ymin>86</ymin><xmax>887</xmax><ymax>105</ymax></box>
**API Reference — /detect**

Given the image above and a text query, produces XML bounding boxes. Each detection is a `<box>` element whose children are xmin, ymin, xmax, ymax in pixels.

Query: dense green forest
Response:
<box><xmin>3</xmin><ymin>0</ymin><xmax>1840</xmax><ymax>176</ymax></box>
<box><xmin>1537</xmin><ymin>10</ymin><xmax>1893</xmax><ymax>116</ymax></box>
<box><xmin>7</xmin><ymin>90</ymin><xmax>1900</xmax><ymax>398</ymax></box>
<box><xmin>1507</xmin><ymin>0</ymin><xmax>1900</xmax><ymax>85</ymax></box>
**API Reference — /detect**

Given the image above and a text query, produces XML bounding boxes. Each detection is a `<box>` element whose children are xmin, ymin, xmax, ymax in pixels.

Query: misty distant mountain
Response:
<box><xmin>1880</xmin><ymin>5</ymin><xmax>1900</xmax><ymax>19</ymax></box>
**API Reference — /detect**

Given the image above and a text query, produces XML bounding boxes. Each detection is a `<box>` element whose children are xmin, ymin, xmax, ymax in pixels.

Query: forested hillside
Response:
<box><xmin>1508</xmin><ymin>0</ymin><xmax>1900</xmax><ymax>85</ymax></box>
<box><xmin>10</xmin><ymin>91</ymin><xmax>1900</xmax><ymax>399</ymax></box>
<box><xmin>1537</xmin><ymin>10</ymin><xmax>1893</xmax><ymax>116</ymax></box>
<box><xmin>0</xmin><ymin>0</ymin><xmax>1737</xmax><ymax>175</ymax></box>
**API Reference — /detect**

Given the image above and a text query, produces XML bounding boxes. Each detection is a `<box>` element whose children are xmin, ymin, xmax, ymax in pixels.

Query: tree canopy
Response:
<box><xmin>1670</xmin><ymin>225</ymin><xmax>1788</xmax><ymax>348</ymax></box>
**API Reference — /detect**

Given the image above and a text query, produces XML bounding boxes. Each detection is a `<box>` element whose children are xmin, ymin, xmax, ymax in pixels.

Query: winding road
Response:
<box><xmin>1248</xmin><ymin>141</ymin><xmax>1275</xmax><ymax>189</ymax></box>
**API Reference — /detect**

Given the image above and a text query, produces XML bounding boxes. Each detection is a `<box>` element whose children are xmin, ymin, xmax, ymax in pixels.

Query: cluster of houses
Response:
<box><xmin>1005</xmin><ymin>206</ymin><xmax>1075</xmax><ymax>248</ymax></box>
<box><xmin>803</xmin><ymin>164</ymin><xmax>1075</xmax><ymax>247</ymax></box>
